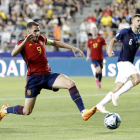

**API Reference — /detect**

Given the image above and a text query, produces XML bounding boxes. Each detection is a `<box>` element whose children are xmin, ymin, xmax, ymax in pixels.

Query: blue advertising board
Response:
<box><xmin>0</xmin><ymin>57</ymin><xmax>140</xmax><ymax>77</ymax></box>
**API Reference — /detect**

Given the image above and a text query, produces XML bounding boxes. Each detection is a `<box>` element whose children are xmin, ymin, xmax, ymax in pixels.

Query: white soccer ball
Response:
<box><xmin>104</xmin><ymin>113</ymin><xmax>121</xmax><ymax>129</ymax></box>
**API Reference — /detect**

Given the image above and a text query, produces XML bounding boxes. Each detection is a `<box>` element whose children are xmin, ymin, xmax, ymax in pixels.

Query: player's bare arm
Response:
<box><xmin>86</xmin><ymin>47</ymin><xmax>91</xmax><ymax>61</ymax></box>
<box><xmin>107</xmin><ymin>38</ymin><xmax>117</xmax><ymax>57</ymax></box>
<box><xmin>47</xmin><ymin>39</ymin><xmax>84</xmax><ymax>56</ymax></box>
<box><xmin>103</xmin><ymin>44</ymin><xmax>109</xmax><ymax>55</ymax></box>
<box><xmin>11</xmin><ymin>34</ymin><xmax>34</xmax><ymax>57</ymax></box>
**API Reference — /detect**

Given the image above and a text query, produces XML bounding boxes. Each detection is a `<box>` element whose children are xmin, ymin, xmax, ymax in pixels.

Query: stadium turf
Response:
<box><xmin>0</xmin><ymin>77</ymin><xmax>140</xmax><ymax>140</ymax></box>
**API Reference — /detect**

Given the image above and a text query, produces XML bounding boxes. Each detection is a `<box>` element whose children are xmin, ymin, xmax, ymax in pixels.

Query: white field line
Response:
<box><xmin>0</xmin><ymin>92</ymin><xmax>139</xmax><ymax>101</ymax></box>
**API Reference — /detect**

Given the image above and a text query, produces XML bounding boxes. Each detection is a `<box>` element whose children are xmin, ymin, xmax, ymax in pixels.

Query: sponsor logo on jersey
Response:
<box><xmin>29</xmin><ymin>44</ymin><xmax>32</xmax><ymax>46</ymax></box>
<box><xmin>97</xmin><ymin>39</ymin><xmax>100</xmax><ymax>43</ymax></box>
<box><xmin>27</xmin><ymin>89</ymin><xmax>31</xmax><ymax>95</ymax></box>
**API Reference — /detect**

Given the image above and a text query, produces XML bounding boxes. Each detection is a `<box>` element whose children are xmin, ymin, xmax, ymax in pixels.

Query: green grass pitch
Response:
<box><xmin>0</xmin><ymin>76</ymin><xmax>140</xmax><ymax>140</ymax></box>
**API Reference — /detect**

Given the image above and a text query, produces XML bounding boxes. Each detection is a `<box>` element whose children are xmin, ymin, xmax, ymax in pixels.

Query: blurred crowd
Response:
<box><xmin>79</xmin><ymin>0</ymin><xmax>140</xmax><ymax>50</ymax></box>
<box><xmin>0</xmin><ymin>0</ymin><xmax>140</xmax><ymax>52</ymax></box>
<box><xmin>0</xmin><ymin>0</ymin><xmax>90</xmax><ymax>52</ymax></box>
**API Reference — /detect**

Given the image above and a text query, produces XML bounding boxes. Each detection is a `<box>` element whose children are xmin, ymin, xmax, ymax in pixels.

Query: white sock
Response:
<box><xmin>81</xmin><ymin>109</ymin><xmax>86</xmax><ymax>116</ymax></box>
<box><xmin>98</xmin><ymin>92</ymin><xmax>112</xmax><ymax>106</ymax></box>
<box><xmin>115</xmin><ymin>80</ymin><xmax>133</xmax><ymax>97</ymax></box>
<box><xmin>5</xmin><ymin>109</ymin><xmax>7</xmax><ymax>113</ymax></box>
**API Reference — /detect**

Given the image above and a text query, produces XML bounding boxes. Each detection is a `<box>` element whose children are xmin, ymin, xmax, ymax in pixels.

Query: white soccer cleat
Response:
<box><xmin>96</xmin><ymin>104</ymin><xmax>110</xmax><ymax>113</ymax></box>
<box><xmin>112</xmin><ymin>93</ymin><xmax>119</xmax><ymax>107</ymax></box>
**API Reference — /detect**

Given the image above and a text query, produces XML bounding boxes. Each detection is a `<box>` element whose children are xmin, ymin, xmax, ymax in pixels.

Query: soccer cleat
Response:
<box><xmin>96</xmin><ymin>104</ymin><xmax>110</xmax><ymax>113</ymax></box>
<box><xmin>82</xmin><ymin>106</ymin><xmax>97</xmax><ymax>121</ymax></box>
<box><xmin>95</xmin><ymin>79</ymin><xmax>101</xmax><ymax>89</ymax></box>
<box><xmin>112</xmin><ymin>93</ymin><xmax>119</xmax><ymax>107</ymax></box>
<box><xmin>0</xmin><ymin>104</ymin><xmax>9</xmax><ymax>121</ymax></box>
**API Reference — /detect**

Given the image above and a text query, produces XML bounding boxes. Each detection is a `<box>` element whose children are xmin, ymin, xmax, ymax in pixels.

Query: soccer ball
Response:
<box><xmin>104</xmin><ymin>113</ymin><xmax>121</xmax><ymax>129</ymax></box>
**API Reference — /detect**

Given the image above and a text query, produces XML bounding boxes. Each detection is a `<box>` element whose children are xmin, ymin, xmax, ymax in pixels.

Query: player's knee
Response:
<box><xmin>23</xmin><ymin>109</ymin><xmax>32</xmax><ymax>115</ymax></box>
<box><xmin>67</xmin><ymin>79</ymin><xmax>75</xmax><ymax>89</ymax></box>
<box><xmin>134</xmin><ymin>77</ymin><xmax>140</xmax><ymax>86</ymax></box>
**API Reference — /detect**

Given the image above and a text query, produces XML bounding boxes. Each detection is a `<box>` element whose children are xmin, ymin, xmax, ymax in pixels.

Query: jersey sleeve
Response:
<box><xmin>17</xmin><ymin>39</ymin><xmax>24</xmax><ymax>45</ymax></box>
<box><xmin>114</xmin><ymin>29</ymin><xmax>127</xmax><ymax>41</ymax></box>
<box><xmin>102</xmin><ymin>38</ymin><xmax>106</xmax><ymax>45</ymax></box>
<box><xmin>15</xmin><ymin>39</ymin><xmax>24</xmax><ymax>48</ymax></box>
<box><xmin>87</xmin><ymin>39</ymin><xmax>91</xmax><ymax>48</ymax></box>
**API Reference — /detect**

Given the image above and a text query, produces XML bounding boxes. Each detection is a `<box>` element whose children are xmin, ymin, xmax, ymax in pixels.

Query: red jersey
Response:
<box><xmin>88</xmin><ymin>37</ymin><xmax>106</xmax><ymax>60</ymax></box>
<box><xmin>17</xmin><ymin>35</ymin><xmax>51</xmax><ymax>76</ymax></box>
<box><xmin>87</xmin><ymin>16</ymin><xmax>96</xmax><ymax>22</ymax></box>
<box><xmin>103</xmin><ymin>9</ymin><xmax>112</xmax><ymax>16</ymax></box>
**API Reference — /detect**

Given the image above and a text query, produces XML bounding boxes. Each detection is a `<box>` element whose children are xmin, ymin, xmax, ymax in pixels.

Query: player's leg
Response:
<box><xmin>0</xmin><ymin>86</ymin><xmax>40</xmax><ymax>121</ymax></box>
<box><xmin>96</xmin><ymin>82</ymin><xmax>124</xmax><ymax>113</ymax></box>
<box><xmin>95</xmin><ymin>66</ymin><xmax>102</xmax><ymax>89</ymax></box>
<box><xmin>111</xmin><ymin>62</ymin><xmax>140</xmax><ymax>106</ymax></box>
<box><xmin>0</xmin><ymin>97</ymin><xmax>37</xmax><ymax>121</ymax></box>
<box><xmin>112</xmin><ymin>74</ymin><xmax>140</xmax><ymax>106</ymax></box>
<box><xmin>52</xmin><ymin>74</ymin><xmax>96</xmax><ymax>121</ymax></box>
<box><xmin>93</xmin><ymin>60</ymin><xmax>102</xmax><ymax>89</ymax></box>
<box><xmin>98</xmin><ymin>60</ymin><xmax>103</xmax><ymax>83</ymax></box>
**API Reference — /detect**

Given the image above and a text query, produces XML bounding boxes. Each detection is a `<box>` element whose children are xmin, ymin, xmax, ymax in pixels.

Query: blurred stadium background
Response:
<box><xmin>0</xmin><ymin>0</ymin><xmax>140</xmax><ymax>77</ymax></box>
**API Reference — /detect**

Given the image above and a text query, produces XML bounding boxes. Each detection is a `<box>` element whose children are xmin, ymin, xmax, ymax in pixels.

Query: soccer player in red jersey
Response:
<box><xmin>86</xmin><ymin>27</ymin><xmax>107</xmax><ymax>89</ymax></box>
<box><xmin>0</xmin><ymin>22</ymin><xmax>96</xmax><ymax>121</ymax></box>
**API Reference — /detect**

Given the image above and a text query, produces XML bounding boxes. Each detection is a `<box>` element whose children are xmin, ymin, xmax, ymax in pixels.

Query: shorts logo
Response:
<box><xmin>27</xmin><ymin>89</ymin><xmax>31</xmax><ymax>95</ymax></box>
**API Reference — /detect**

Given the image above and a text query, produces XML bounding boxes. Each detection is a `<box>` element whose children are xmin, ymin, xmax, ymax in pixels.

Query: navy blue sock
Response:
<box><xmin>69</xmin><ymin>86</ymin><xmax>85</xmax><ymax>112</ymax></box>
<box><xmin>98</xmin><ymin>73</ymin><xmax>102</xmax><ymax>82</ymax></box>
<box><xmin>96</xmin><ymin>73</ymin><xmax>99</xmax><ymax>80</ymax></box>
<box><xmin>7</xmin><ymin>105</ymin><xmax>24</xmax><ymax>115</ymax></box>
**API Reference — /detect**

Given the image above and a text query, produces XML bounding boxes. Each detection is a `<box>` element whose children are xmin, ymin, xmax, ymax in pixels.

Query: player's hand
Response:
<box><xmin>72</xmin><ymin>47</ymin><xmax>84</xmax><ymax>57</ymax></box>
<box><xmin>107</xmin><ymin>50</ymin><xmax>115</xmax><ymax>57</ymax></box>
<box><xmin>86</xmin><ymin>57</ymin><xmax>89</xmax><ymax>61</ymax></box>
<box><xmin>25</xmin><ymin>34</ymin><xmax>34</xmax><ymax>43</ymax></box>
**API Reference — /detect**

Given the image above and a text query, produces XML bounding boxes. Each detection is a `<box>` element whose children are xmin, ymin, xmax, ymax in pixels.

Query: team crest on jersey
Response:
<box><xmin>97</xmin><ymin>39</ymin><xmax>100</xmax><ymax>43</ymax></box>
<box><xmin>27</xmin><ymin>89</ymin><xmax>31</xmax><ymax>95</ymax></box>
<box><xmin>29</xmin><ymin>44</ymin><xmax>32</xmax><ymax>46</ymax></box>
<box><xmin>90</xmin><ymin>41</ymin><xmax>93</xmax><ymax>44</ymax></box>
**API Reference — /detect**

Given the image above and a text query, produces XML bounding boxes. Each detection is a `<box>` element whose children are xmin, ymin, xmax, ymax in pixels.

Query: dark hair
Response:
<box><xmin>133</xmin><ymin>14</ymin><xmax>140</xmax><ymax>19</ymax></box>
<box><xmin>26</xmin><ymin>21</ymin><xmax>39</xmax><ymax>29</ymax></box>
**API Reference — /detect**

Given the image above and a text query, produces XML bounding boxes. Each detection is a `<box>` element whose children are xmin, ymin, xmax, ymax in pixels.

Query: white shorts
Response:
<box><xmin>79</xmin><ymin>34</ymin><xmax>88</xmax><ymax>43</ymax></box>
<box><xmin>115</xmin><ymin>61</ymin><xmax>139</xmax><ymax>84</ymax></box>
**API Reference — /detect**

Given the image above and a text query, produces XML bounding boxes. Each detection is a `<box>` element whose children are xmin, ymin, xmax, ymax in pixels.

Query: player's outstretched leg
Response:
<box><xmin>0</xmin><ymin>104</ymin><xmax>24</xmax><ymax>121</ymax></box>
<box><xmin>53</xmin><ymin>74</ymin><xmax>97</xmax><ymax>121</ymax></box>
<box><xmin>0</xmin><ymin>98</ymin><xmax>36</xmax><ymax>121</ymax></box>
<box><xmin>111</xmin><ymin>80</ymin><xmax>134</xmax><ymax>106</ymax></box>
<box><xmin>69</xmin><ymin>86</ymin><xmax>97</xmax><ymax>121</ymax></box>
